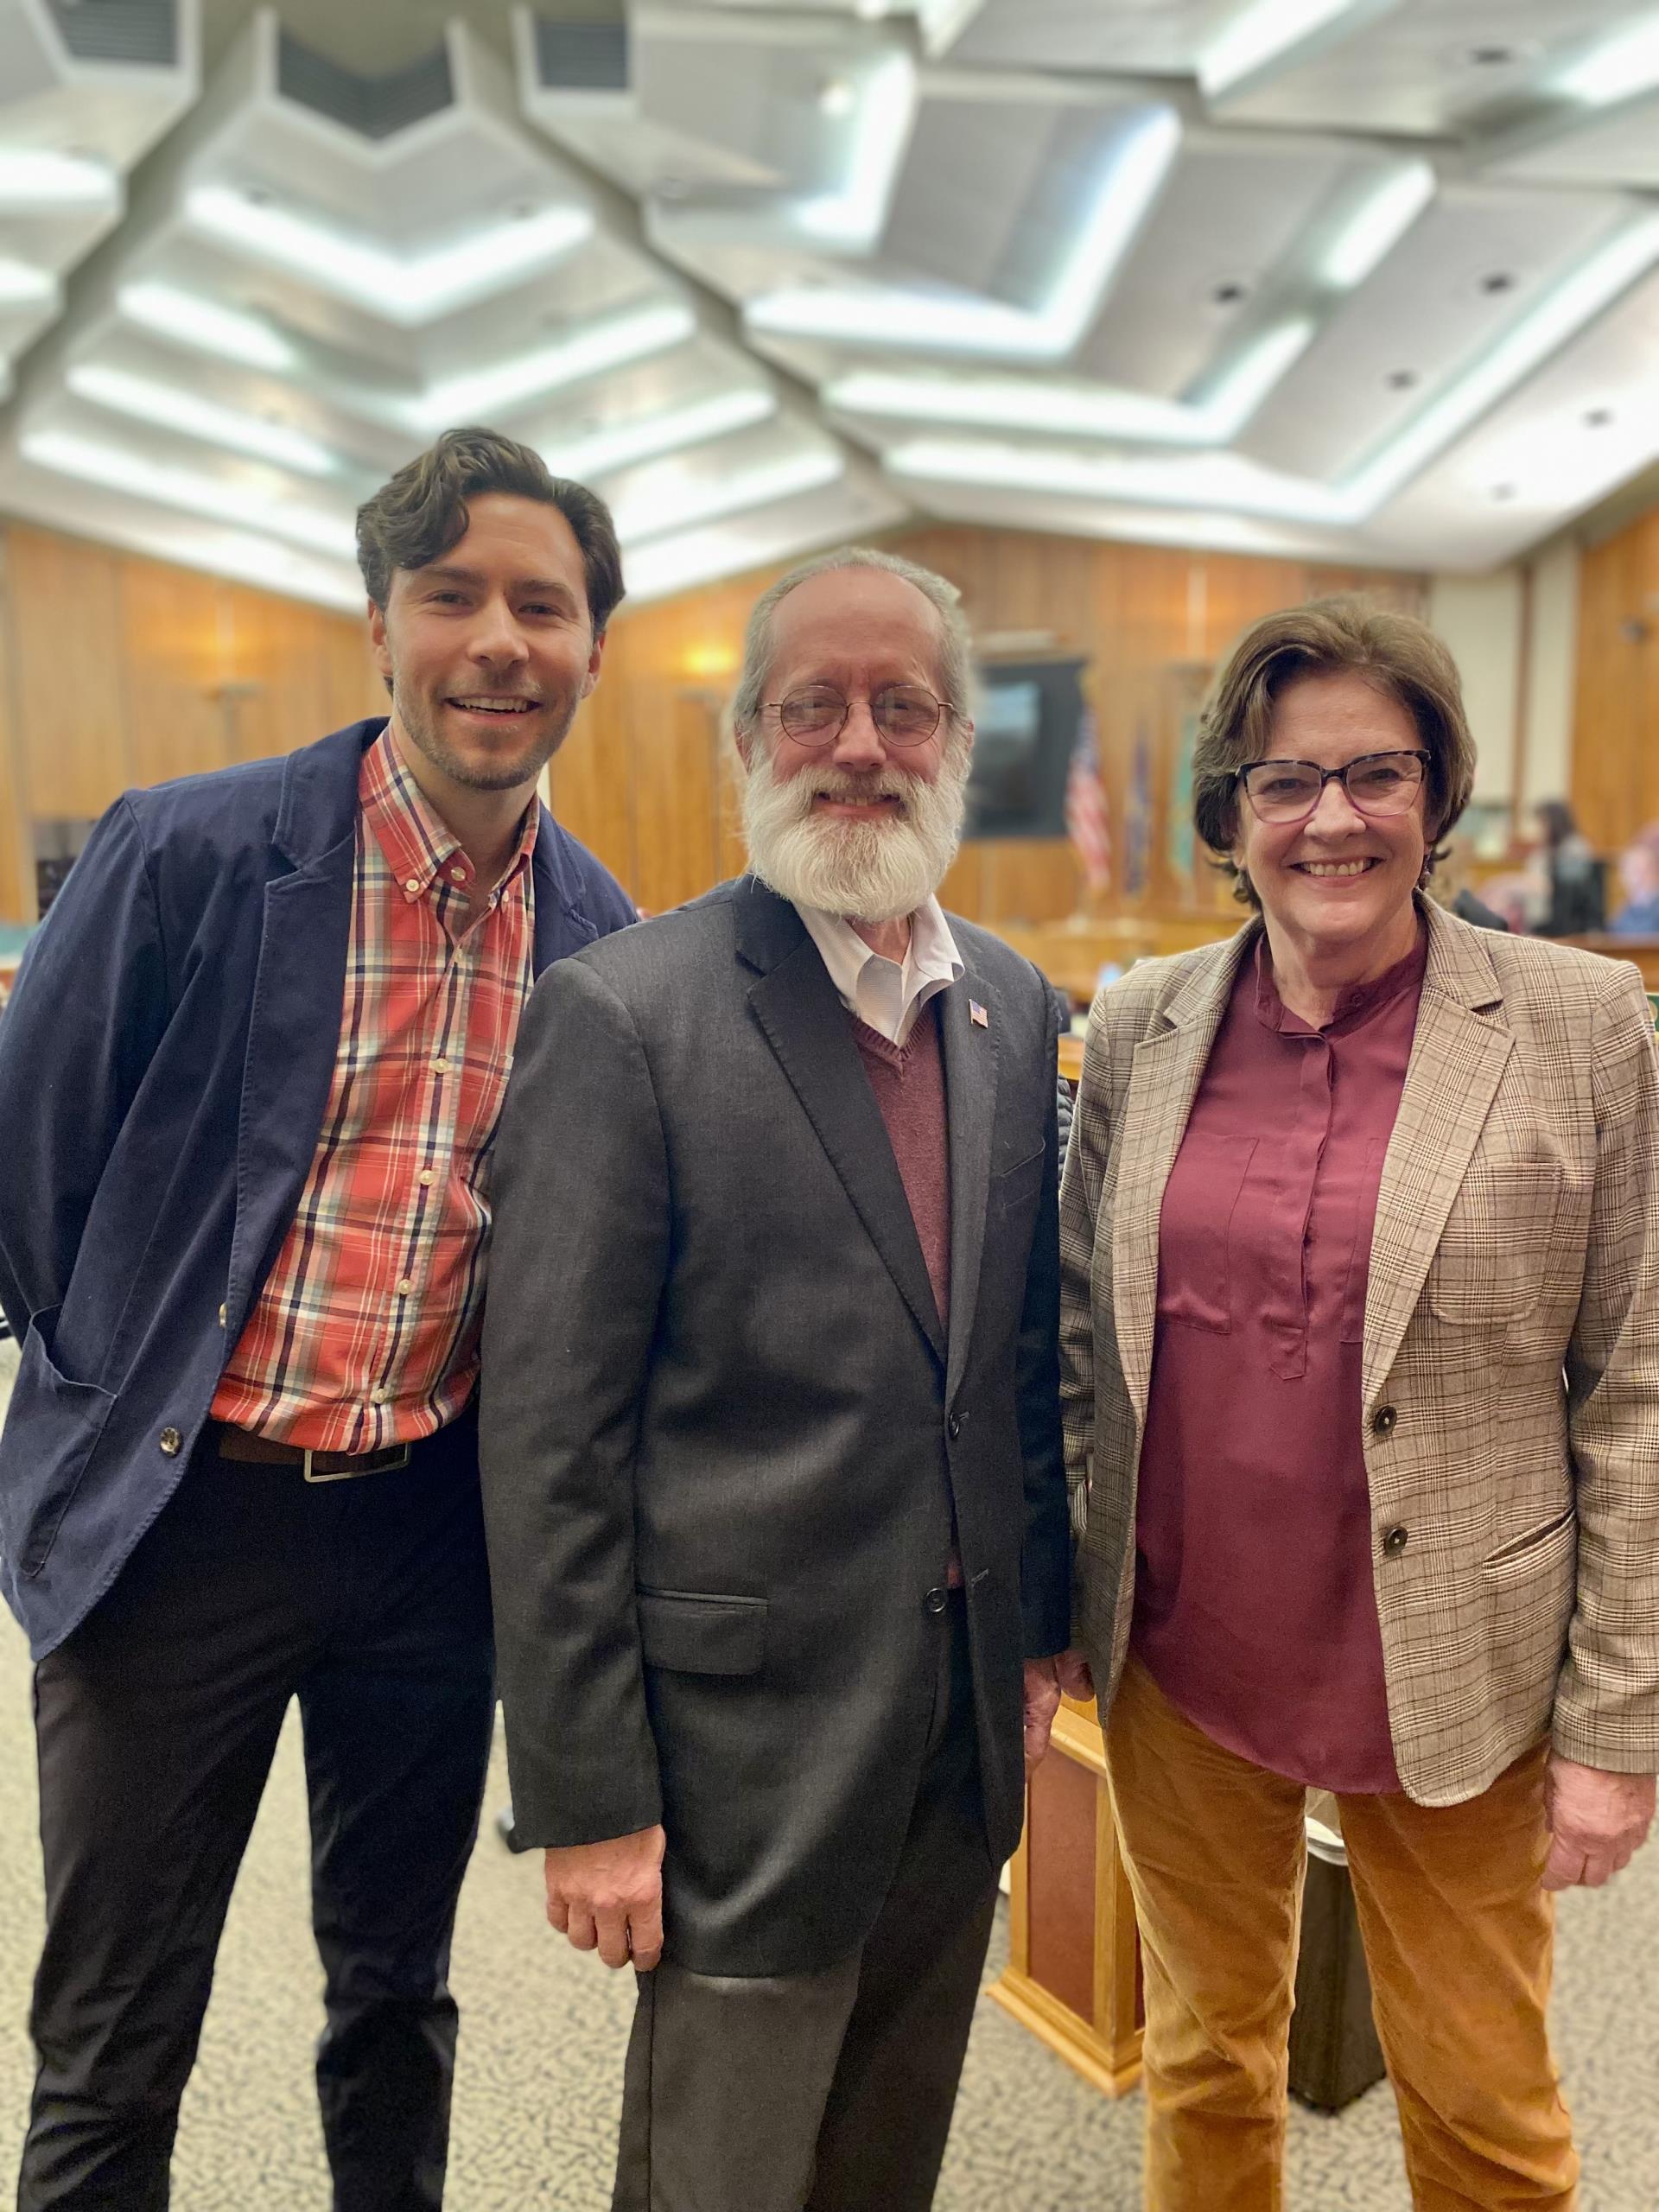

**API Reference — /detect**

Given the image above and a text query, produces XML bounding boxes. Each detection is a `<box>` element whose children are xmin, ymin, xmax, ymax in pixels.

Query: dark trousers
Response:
<box><xmin>18</xmin><ymin>1416</ymin><xmax>495</xmax><ymax>2212</ymax></box>
<box><xmin>613</xmin><ymin>1597</ymin><xmax>999</xmax><ymax>2212</ymax></box>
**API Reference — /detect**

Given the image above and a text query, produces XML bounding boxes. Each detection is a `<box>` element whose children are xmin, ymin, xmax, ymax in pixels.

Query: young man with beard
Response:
<box><xmin>480</xmin><ymin>547</ymin><xmax>1084</xmax><ymax>2212</ymax></box>
<box><xmin>0</xmin><ymin>427</ymin><xmax>634</xmax><ymax>2210</ymax></box>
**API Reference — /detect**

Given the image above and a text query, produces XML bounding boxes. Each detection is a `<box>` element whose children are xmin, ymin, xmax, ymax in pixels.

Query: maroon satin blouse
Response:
<box><xmin>1131</xmin><ymin>924</ymin><xmax>1429</xmax><ymax>1792</ymax></box>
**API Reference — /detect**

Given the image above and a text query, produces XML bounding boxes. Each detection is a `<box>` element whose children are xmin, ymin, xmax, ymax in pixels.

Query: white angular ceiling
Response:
<box><xmin>3</xmin><ymin>0</ymin><xmax>1659</xmax><ymax>607</ymax></box>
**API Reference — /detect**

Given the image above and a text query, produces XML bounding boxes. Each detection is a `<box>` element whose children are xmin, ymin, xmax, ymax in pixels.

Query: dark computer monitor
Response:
<box><xmin>965</xmin><ymin>658</ymin><xmax>1085</xmax><ymax>840</ymax></box>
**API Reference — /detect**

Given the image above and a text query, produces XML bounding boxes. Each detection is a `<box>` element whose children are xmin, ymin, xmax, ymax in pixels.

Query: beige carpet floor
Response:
<box><xmin>1</xmin><ymin>1344</ymin><xmax>1655</xmax><ymax>2208</ymax></box>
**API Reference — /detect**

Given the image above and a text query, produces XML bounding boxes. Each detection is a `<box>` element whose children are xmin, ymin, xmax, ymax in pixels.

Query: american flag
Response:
<box><xmin>1065</xmin><ymin>705</ymin><xmax>1111</xmax><ymax>894</ymax></box>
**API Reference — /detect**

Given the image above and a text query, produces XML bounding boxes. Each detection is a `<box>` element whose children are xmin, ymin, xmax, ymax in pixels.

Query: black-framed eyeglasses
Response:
<box><xmin>1237</xmin><ymin>749</ymin><xmax>1429</xmax><ymax>825</ymax></box>
<box><xmin>764</xmin><ymin>684</ymin><xmax>955</xmax><ymax>749</ymax></box>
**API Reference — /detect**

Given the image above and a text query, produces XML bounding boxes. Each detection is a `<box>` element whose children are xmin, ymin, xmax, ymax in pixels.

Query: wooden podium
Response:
<box><xmin>988</xmin><ymin>1697</ymin><xmax>1144</xmax><ymax>2096</ymax></box>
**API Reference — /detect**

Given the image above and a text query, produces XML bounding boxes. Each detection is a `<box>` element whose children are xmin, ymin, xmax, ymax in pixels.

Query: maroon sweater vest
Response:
<box><xmin>851</xmin><ymin>1003</ymin><xmax>950</xmax><ymax>1330</ymax></box>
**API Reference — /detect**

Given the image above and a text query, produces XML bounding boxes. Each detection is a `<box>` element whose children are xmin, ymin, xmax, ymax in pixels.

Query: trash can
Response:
<box><xmin>1287</xmin><ymin>1800</ymin><xmax>1387</xmax><ymax>2113</ymax></box>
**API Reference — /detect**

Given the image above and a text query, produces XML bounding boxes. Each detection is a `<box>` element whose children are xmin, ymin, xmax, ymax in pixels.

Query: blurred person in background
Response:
<box><xmin>0</xmin><ymin>428</ymin><xmax>633</xmax><ymax>2211</ymax></box>
<box><xmin>1429</xmin><ymin>827</ymin><xmax>1509</xmax><ymax>931</ymax></box>
<box><xmin>1611</xmin><ymin>824</ymin><xmax>1659</xmax><ymax>935</ymax></box>
<box><xmin>1060</xmin><ymin>596</ymin><xmax>1659</xmax><ymax>2212</ymax></box>
<box><xmin>1531</xmin><ymin>798</ymin><xmax>1605</xmax><ymax>936</ymax></box>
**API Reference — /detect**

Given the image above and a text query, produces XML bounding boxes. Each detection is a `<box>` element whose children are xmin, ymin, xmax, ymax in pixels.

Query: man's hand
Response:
<box><xmin>1022</xmin><ymin>1648</ymin><xmax>1096</xmax><ymax>1770</ymax></box>
<box><xmin>543</xmin><ymin>1825</ymin><xmax>666</xmax><ymax>1969</ymax></box>
<box><xmin>1542</xmin><ymin>1754</ymin><xmax>1656</xmax><ymax>1891</ymax></box>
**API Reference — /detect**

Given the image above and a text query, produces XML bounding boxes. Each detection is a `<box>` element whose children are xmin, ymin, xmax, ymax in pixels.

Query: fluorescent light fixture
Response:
<box><xmin>0</xmin><ymin>257</ymin><xmax>56</xmax><ymax>308</ymax></box>
<box><xmin>410</xmin><ymin>302</ymin><xmax>696</xmax><ymax>430</ymax></box>
<box><xmin>1200</xmin><ymin>0</ymin><xmax>1376</xmax><ymax>98</ymax></box>
<box><xmin>886</xmin><ymin>436</ymin><xmax>1363</xmax><ymax>526</ymax></box>
<box><xmin>67</xmin><ymin>365</ymin><xmax>338</xmax><ymax>476</ymax></box>
<box><xmin>747</xmin><ymin>105</ymin><xmax>1179</xmax><ymax>361</ymax></box>
<box><xmin>612</xmin><ymin>450</ymin><xmax>844</xmax><ymax>545</ymax></box>
<box><xmin>0</xmin><ymin>149</ymin><xmax>118</xmax><ymax>208</ymax></box>
<box><xmin>185</xmin><ymin>187</ymin><xmax>593</xmax><ymax>325</ymax></box>
<box><xmin>140</xmin><ymin>529</ymin><xmax>363</xmax><ymax>611</ymax></box>
<box><xmin>1320</xmin><ymin>162</ymin><xmax>1435</xmax><ymax>290</ymax></box>
<box><xmin>1346</xmin><ymin>208</ymin><xmax>1659</xmax><ymax>510</ymax></box>
<box><xmin>542</xmin><ymin>389</ymin><xmax>777</xmax><ymax>480</ymax></box>
<box><xmin>22</xmin><ymin>430</ymin><xmax>357</xmax><ymax>558</ymax></box>
<box><xmin>796</xmin><ymin>54</ymin><xmax>917</xmax><ymax>247</ymax></box>
<box><xmin>116</xmin><ymin>282</ymin><xmax>296</xmax><ymax>372</ymax></box>
<box><xmin>824</xmin><ymin>317</ymin><xmax>1315</xmax><ymax>448</ymax></box>
<box><xmin>1559</xmin><ymin>10</ymin><xmax>1659</xmax><ymax>105</ymax></box>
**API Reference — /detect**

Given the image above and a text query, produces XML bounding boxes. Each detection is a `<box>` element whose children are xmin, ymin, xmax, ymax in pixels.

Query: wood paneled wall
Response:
<box><xmin>556</xmin><ymin>524</ymin><xmax>1427</xmax><ymax>925</ymax></box>
<box><xmin>1573</xmin><ymin>505</ymin><xmax>1659</xmax><ymax>853</ymax></box>
<box><xmin>0</xmin><ymin>512</ymin><xmax>1426</xmax><ymax>929</ymax></box>
<box><xmin>0</xmin><ymin>520</ymin><xmax>384</xmax><ymax>922</ymax></box>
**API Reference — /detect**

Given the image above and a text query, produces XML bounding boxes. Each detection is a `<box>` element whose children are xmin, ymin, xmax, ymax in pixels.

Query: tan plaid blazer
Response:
<box><xmin>1059</xmin><ymin>899</ymin><xmax>1659</xmax><ymax>1804</ymax></box>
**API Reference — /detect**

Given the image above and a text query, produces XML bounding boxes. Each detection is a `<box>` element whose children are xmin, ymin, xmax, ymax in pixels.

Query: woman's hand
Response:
<box><xmin>1541</xmin><ymin>1754</ymin><xmax>1656</xmax><ymax>1891</ymax></box>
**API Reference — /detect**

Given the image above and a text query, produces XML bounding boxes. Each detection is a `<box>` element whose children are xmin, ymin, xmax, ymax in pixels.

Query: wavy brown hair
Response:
<box><xmin>1192</xmin><ymin>595</ymin><xmax>1478</xmax><ymax>906</ymax></box>
<box><xmin>356</xmin><ymin>424</ymin><xmax>624</xmax><ymax>633</ymax></box>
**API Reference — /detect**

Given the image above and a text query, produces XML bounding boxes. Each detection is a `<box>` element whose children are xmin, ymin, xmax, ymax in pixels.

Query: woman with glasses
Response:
<box><xmin>1058</xmin><ymin>597</ymin><xmax>1659</xmax><ymax>2210</ymax></box>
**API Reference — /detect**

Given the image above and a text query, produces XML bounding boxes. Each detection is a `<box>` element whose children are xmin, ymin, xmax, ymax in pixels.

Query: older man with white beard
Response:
<box><xmin>478</xmin><ymin>547</ymin><xmax>1077</xmax><ymax>2212</ymax></box>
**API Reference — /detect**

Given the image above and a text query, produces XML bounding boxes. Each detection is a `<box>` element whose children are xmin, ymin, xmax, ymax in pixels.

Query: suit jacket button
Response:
<box><xmin>1382</xmin><ymin>1525</ymin><xmax>1408</xmax><ymax>1558</ymax></box>
<box><xmin>1372</xmin><ymin>1405</ymin><xmax>1397</xmax><ymax>1438</ymax></box>
<box><xmin>159</xmin><ymin>1427</ymin><xmax>183</xmax><ymax>1458</ymax></box>
<box><xmin>924</xmin><ymin>1586</ymin><xmax>950</xmax><ymax>1616</ymax></box>
<box><xmin>947</xmin><ymin>1414</ymin><xmax>962</xmax><ymax>1442</ymax></box>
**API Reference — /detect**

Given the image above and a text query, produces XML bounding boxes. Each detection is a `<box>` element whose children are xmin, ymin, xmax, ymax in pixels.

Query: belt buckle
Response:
<box><xmin>302</xmin><ymin>1445</ymin><xmax>411</xmax><ymax>1484</ymax></box>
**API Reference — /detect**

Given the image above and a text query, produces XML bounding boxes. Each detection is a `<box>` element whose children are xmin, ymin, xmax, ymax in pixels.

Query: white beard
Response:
<box><xmin>741</xmin><ymin>743</ymin><xmax>970</xmax><ymax>925</ymax></box>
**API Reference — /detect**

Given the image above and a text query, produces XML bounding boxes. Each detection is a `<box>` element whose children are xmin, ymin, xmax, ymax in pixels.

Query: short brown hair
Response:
<box><xmin>1192</xmin><ymin>595</ymin><xmax>1477</xmax><ymax>905</ymax></box>
<box><xmin>356</xmin><ymin>425</ymin><xmax>625</xmax><ymax>633</ymax></box>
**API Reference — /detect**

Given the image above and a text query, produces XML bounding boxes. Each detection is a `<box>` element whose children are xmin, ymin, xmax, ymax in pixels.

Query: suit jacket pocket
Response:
<box><xmin>0</xmin><ymin>1306</ymin><xmax>118</xmax><ymax>1580</ymax></box>
<box><xmin>1427</xmin><ymin>1163</ymin><xmax>1561</xmax><ymax>1325</ymax></box>
<box><xmin>1481</xmin><ymin>1504</ymin><xmax>1577</xmax><ymax>1578</ymax></box>
<box><xmin>636</xmin><ymin>1587</ymin><xmax>768</xmax><ymax>1675</ymax></box>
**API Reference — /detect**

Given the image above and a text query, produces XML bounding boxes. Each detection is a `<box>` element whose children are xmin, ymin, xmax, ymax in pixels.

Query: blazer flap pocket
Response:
<box><xmin>636</xmin><ymin>1588</ymin><xmax>767</xmax><ymax>1675</ymax></box>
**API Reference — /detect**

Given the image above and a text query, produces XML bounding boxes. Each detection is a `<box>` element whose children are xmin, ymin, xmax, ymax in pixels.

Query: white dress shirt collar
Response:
<box><xmin>795</xmin><ymin>896</ymin><xmax>964</xmax><ymax>1047</ymax></box>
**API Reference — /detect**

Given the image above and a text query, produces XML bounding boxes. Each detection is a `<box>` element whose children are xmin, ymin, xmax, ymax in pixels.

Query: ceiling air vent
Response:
<box><xmin>534</xmin><ymin>18</ymin><xmax>630</xmax><ymax>94</ymax></box>
<box><xmin>277</xmin><ymin>34</ymin><xmax>455</xmax><ymax>142</ymax></box>
<box><xmin>46</xmin><ymin>0</ymin><xmax>177</xmax><ymax>67</ymax></box>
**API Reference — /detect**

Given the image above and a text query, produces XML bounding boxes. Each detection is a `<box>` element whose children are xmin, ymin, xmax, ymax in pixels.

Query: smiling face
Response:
<box><xmin>736</xmin><ymin>566</ymin><xmax>974</xmax><ymax>924</ymax></box>
<box><xmin>369</xmin><ymin>490</ymin><xmax>603</xmax><ymax>803</ymax></box>
<box><xmin>1235</xmin><ymin>670</ymin><xmax>1431</xmax><ymax>972</ymax></box>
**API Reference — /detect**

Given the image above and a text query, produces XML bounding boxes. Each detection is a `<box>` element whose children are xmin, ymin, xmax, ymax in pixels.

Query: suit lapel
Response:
<box><xmin>739</xmin><ymin>882</ymin><xmax>945</xmax><ymax>1365</ymax></box>
<box><xmin>1362</xmin><ymin>906</ymin><xmax>1511</xmax><ymax>1405</ymax></box>
<box><xmin>938</xmin><ymin>963</ymin><xmax>996</xmax><ymax>1404</ymax></box>
<box><xmin>226</xmin><ymin>742</ymin><xmax>361</xmax><ymax>1329</ymax></box>
<box><xmin>1112</xmin><ymin>928</ymin><xmax>1254</xmax><ymax>1426</ymax></box>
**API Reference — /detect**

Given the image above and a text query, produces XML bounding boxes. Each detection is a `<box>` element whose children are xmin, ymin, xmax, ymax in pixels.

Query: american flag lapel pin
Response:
<box><xmin>969</xmin><ymin>999</ymin><xmax>988</xmax><ymax>1029</ymax></box>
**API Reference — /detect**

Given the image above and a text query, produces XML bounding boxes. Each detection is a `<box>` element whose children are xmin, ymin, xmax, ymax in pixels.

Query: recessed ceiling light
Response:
<box><xmin>1479</xmin><ymin>270</ymin><xmax>1517</xmax><ymax>294</ymax></box>
<box><xmin>1462</xmin><ymin>44</ymin><xmax>1522</xmax><ymax>67</ymax></box>
<box><xmin>0</xmin><ymin>148</ymin><xmax>118</xmax><ymax>208</ymax></box>
<box><xmin>1210</xmin><ymin>279</ymin><xmax>1250</xmax><ymax>307</ymax></box>
<box><xmin>1385</xmin><ymin>369</ymin><xmax>1419</xmax><ymax>390</ymax></box>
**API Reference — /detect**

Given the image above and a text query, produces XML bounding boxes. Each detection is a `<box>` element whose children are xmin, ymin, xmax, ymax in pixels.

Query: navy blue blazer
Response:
<box><xmin>0</xmin><ymin>718</ymin><xmax>634</xmax><ymax>1658</ymax></box>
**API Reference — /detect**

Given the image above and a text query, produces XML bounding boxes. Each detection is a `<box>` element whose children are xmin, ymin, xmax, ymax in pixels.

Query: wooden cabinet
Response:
<box><xmin>988</xmin><ymin>1699</ymin><xmax>1144</xmax><ymax>2097</ymax></box>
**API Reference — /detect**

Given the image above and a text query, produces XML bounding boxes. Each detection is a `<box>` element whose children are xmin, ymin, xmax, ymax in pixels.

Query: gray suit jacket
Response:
<box><xmin>480</xmin><ymin>876</ymin><xmax>1070</xmax><ymax>1975</ymax></box>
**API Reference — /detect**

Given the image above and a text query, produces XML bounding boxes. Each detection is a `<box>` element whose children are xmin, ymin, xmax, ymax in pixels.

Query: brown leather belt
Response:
<box><xmin>211</xmin><ymin>1422</ymin><xmax>412</xmax><ymax>1484</ymax></box>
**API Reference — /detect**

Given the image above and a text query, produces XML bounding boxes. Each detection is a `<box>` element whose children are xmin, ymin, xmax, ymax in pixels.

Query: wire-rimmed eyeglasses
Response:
<box><xmin>1237</xmin><ymin>749</ymin><xmax>1429</xmax><ymax>826</ymax></box>
<box><xmin>763</xmin><ymin>685</ymin><xmax>956</xmax><ymax>749</ymax></box>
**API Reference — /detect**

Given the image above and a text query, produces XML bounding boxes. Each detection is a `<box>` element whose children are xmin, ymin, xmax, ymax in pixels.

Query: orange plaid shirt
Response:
<box><xmin>212</xmin><ymin>728</ymin><xmax>537</xmax><ymax>1451</ymax></box>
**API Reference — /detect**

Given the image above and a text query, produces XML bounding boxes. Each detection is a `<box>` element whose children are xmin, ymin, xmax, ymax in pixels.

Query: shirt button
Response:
<box><xmin>404</xmin><ymin>878</ymin><xmax>420</xmax><ymax>894</ymax></box>
<box><xmin>433</xmin><ymin>1057</ymin><xmax>449</xmax><ymax>1073</ymax></box>
<box><xmin>947</xmin><ymin>1414</ymin><xmax>962</xmax><ymax>1441</ymax></box>
<box><xmin>419</xmin><ymin>1171</ymin><xmax>435</xmax><ymax>1187</ymax></box>
<box><xmin>159</xmin><ymin>1426</ymin><xmax>183</xmax><ymax>1457</ymax></box>
<box><xmin>450</xmin><ymin>866</ymin><xmax>467</xmax><ymax>881</ymax></box>
<box><xmin>923</xmin><ymin>1587</ymin><xmax>950</xmax><ymax>1617</ymax></box>
<box><xmin>370</xmin><ymin>1387</ymin><xmax>390</xmax><ymax>1406</ymax></box>
<box><xmin>218</xmin><ymin>1302</ymin><xmax>227</xmax><ymax>1328</ymax></box>
<box><xmin>1382</xmin><ymin>1525</ymin><xmax>1409</xmax><ymax>1558</ymax></box>
<box><xmin>396</xmin><ymin>1278</ymin><xmax>412</xmax><ymax>1296</ymax></box>
<box><xmin>1372</xmin><ymin>1404</ymin><xmax>1398</xmax><ymax>1438</ymax></box>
